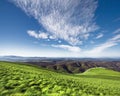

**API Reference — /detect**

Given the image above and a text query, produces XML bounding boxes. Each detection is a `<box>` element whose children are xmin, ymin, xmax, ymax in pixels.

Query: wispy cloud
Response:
<box><xmin>87</xmin><ymin>42</ymin><xmax>117</xmax><ymax>54</ymax></box>
<box><xmin>52</xmin><ymin>44</ymin><xmax>81</xmax><ymax>52</ymax></box>
<box><xmin>96</xmin><ymin>33</ymin><xmax>103</xmax><ymax>39</ymax></box>
<box><xmin>113</xmin><ymin>28</ymin><xmax>120</xmax><ymax>34</ymax></box>
<box><xmin>110</xmin><ymin>34</ymin><xmax>120</xmax><ymax>41</ymax></box>
<box><xmin>38</xmin><ymin>32</ymin><xmax>48</xmax><ymax>39</ymax></box>
<box><xmin>27</xmin><ymin>30</ymin><xmax>48</xmax><ymax>39</ymax></box>
<box><xmin>87</xmin><ymin>34</ymin><xmax>120</xmax><ymax>54</ymax></box>
<box><xmin>12</xmin><ymin>0</ymin><xmax>98</xmax><ymax>45</ymax></box>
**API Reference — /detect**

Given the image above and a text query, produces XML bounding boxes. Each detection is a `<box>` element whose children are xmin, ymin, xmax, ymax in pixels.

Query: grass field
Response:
<box><xmin>0</xmin><ymin>62</ymin><xmax>120</xmax><ymax>96</ymax></box>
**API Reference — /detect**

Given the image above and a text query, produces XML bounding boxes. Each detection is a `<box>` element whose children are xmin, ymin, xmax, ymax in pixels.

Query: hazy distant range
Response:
<box><xmin>0</xmin><ymin>56</ymin><xmax>120</xmax><ymax>62</ymax></box>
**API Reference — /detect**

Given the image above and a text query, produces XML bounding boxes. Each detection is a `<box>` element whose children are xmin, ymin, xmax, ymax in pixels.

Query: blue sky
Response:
<box><xmin>0</xmin><ymin>0</ymin><xmax>120</xmax><ymax>57</ymax></box>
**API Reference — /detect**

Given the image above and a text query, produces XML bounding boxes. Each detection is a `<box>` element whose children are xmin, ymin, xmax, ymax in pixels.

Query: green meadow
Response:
<box><xmin>0</xmin><ymin>62</ymin><xmax>120</xmax><ymax>96</ymax></box>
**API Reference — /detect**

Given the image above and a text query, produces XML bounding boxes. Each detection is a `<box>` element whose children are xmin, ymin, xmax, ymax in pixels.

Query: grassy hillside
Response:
<box><xmin>82</xmin><ymin>67</ymin><xmax>120</xmax><ymax>76</ymax></box>
<box><xmin>0</xmin><ymin>62</ymin><xmax>120</xmax><ymax>96</ymax></box>
<box><xmin>76</xmin><ymin>67</ymin><xmax>120</xmax><ymax>81</ymax></box>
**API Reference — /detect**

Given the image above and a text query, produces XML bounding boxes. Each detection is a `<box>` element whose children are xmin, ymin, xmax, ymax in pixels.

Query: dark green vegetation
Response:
<box><xmin>28</xmin><ymin>60</ymin><xmax>120</xmax><ymax>73</ymax></box>
<box><xmin>0</xmin><ymin>62</ymin><xmax>120</xmax><ymax>96</ymax></box>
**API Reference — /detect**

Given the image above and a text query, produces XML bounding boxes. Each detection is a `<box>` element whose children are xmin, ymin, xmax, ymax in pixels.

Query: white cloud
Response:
<box><xmin>27</xmin><ymin>30</ymin><xmax>48</xmax><ymax>39</ymax></box>
<box><xmin>83</xmin><ymin>34</ymin><xmax>90</xmax><ymax>40</ymax></box>
<box><xmin>38</xmin><ymin>32</ymin><xmax>48</xmax><ymax>39</ymax></box>
<box><xmin>87</xmin><ymin>42</ymin><xmax>117</xmax><ymax>54</ymax></box>
<box><xmin>110</xmin><ymin>34</ymin><xmax>120</xmax><ymax>41</ymax></box>
<box><xmin>27</xmin><ymin>30</ymin><xmax>38</xmax><ymax>38</ymax></box>
<box><xmin>113</xmin><ymin>28</ymin><xmax>120</xmax><ymax>34</ymax></box>
<box><xmin>49</xmin><ymin>35</ymin><xmax>56</xmax><ymax>40</ymax></box>
<box><xmin>12</xmin><ymin>0</ymin><xmax>98</xmax><ymax>45</ymax></box>
<box><xmin>58</xmin><ymin>40</ymin><xmax>62</xmax><ymax>43</ymax></box>
<box><xmin>86</xmin><ymin>34</ymin><xmax>120</xmax><ymax>54</ymax></box>
<box><xmin>52</xmin><ymin>44</ymin><xmax>81</xmax><ymax>52</ymax></box>
<box><xmin>96</xmin><ymin>33</ymin><xmax>103</xmax><ymax>39</ymax></box>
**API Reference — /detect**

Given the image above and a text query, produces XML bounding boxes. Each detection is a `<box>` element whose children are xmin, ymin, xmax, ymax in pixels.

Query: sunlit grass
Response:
<box><xmin>0</xmin><ymin>62</ymin><xmax>120</xmax><ymax>95</ymax></box>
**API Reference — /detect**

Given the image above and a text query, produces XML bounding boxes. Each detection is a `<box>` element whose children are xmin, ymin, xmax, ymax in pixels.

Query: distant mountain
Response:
<box><xmin>0</xmin><ymin>55</ymin><xmax>120</xmax><ymax>73</ymax></box>
<box><xmin>27</xmin><ymin>60</ymin><xmax>120</xmax><ymax>73</ymax></box>
<box><xmin>0</xmin><ymin>55</ymin><xmax>120</xmax><ymax>62</ymax></box>
<box><xmin>0</xmin><ymin>56</ymin><xmax>46</xmax><ymax>62</ymax></box>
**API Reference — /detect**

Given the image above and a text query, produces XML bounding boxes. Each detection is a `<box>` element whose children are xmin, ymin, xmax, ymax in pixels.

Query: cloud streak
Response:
<box><xmin>96</xmin><ymin>33</ymin><xmax>103</xmax><ymax>39</ymax></box>
<box><xmin>113</xmin><ymin>28</ymin><xmax>120</xmax><ymax>34</ymax></box>
<box><xmin>52</xmin><ymin>44</ymin><xmax>81</xmax><ymax>52</ymax></box>
<box><xmin>87</xmin><ymin>34</ymin><xmax>120</xmax><ymax>54</ymax></box>
<box><xmin>12</xmin><ymin>0</ymin><xmax>98</xmax><ymax>45</ymax></box>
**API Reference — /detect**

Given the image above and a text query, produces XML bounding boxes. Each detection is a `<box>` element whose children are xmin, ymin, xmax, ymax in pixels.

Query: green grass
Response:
<box><xmin>82</xmin><ymin>67</ymin><xmax>120</xmax><ymax>75</ymax></box>
<box><xmin>0</xmin><ymin>62</ymin><xmax>120</xmax><ymax>96</ymax></box>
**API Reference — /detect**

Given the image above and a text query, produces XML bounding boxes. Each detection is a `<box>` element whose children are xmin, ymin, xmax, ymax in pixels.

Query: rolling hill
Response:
<box><xmin>27</xmin><ymin>60</ymin><xmax>120</xmax><ymax>73</ymax></box>
<box><xmin>0</xmin><ymin>61</ymin><xmax>120</xmax><ymax>95</ymax></box>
